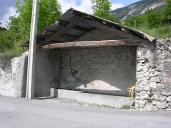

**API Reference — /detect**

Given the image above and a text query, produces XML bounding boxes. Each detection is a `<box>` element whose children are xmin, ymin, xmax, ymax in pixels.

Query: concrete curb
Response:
<box><xmin>56</xmin><ymin>89</ymin><xmax>131</xmax><ymax>108</ymax></box>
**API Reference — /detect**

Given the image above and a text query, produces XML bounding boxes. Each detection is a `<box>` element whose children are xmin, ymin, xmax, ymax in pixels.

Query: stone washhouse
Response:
<box><xmin>0</xmin><ymin>9</ymin><xmax>171</xmax><ymax>110</ymax></box>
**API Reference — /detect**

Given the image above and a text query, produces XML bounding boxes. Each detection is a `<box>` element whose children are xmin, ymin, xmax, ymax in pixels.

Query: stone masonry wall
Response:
<box><xmin>135</xmin><ymin>39</ymin><xmax>171</xmax><ymax>110</ymax></box>
<box><xmin>0</xmin><ymin>49</ymin><xmax>60</xmax><ymax>98</ymax></box>
<box><xmin>60</xmin><ymin>47</ymin><xmax>136</xmax><ymax>96</ymax></box>
<box><xmin>0</xmin><ymin>52</ymin><xmax>28</xmax><ymax>97</ymax></box>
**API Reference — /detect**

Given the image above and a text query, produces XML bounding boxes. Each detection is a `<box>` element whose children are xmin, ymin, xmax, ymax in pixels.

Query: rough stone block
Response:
<box><xmin>166</xmin><ymin>96</ymin><xmax>171</xmax><ymax>102</ymax></box>
<box><xmin>144</xmin><ymin>104</ymin><xmax>158</xmax><ymax>111</ymax></box>
<box><xmin>153</xmin><ymin>101</ymin><xmax>169</xmax><ymax>109</ymax></box>
<box><xmin>153</xmin><ymin>94</ymin><xmax>166</xmax><ymax>101</ymax></box>
<box><xmin>161</xmin><ymin>91</ymin><xmax>171</xmax><ymax>96</ymax></box>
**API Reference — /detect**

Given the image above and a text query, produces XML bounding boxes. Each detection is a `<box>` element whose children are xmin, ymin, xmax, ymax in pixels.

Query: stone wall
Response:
<box><xmin>0</xmin><ymin>52</ymin><xmax>28</xmax><ymax>97</ymax></box>
<box><xmin>135</xmin><ymin>39</ymin><xmax>171</xmax><ymax>110</ymax></box>
<box><xmin>60</xmin><ymin>47</ymin><xmax>136</xmax><ymax>96</ymax></box>
<box><xmin>0</xmin><ymin>49</ymin><xmax>60</xmax><ymax>98</ymax></box>
<box><xmin>0</xmin><ymin>39</ymin><xmax>171</xmax><ymax>111</ymax></box>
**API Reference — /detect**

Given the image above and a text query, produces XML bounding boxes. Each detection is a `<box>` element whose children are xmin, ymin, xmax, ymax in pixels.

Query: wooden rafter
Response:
<box><xmin>81</xmin><ymin>19</ymin><xmax>141</xmax><ymax>40</ymax></box>
<box><xmin>40</xmin><ymin>16</ymin><xmax>85</xmax><ymax>45</ymax></box>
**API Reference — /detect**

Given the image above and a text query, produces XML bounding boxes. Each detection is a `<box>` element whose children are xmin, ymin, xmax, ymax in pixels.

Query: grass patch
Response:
<box><xmin>138</xmin><ymin>24</ymin><xmax>171</xmax><ymax>39</ymax></box>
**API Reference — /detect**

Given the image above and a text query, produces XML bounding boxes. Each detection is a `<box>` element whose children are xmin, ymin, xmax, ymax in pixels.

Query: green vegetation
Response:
<box><xmin>0</xmin><ymin>29</ymin><xmax>12</xmax><ymax>52</ymax></box>
<box><xmin>10</xmin><ymin>0</ymin><xmax>61</xmax><ymax>42</ymax></box>
<box><xmin>91</xmin><ymin>0</ymin><xmax>120</xmax><ymax>23</ymax></box>
<box><xmin>138</xmin><ymin>25</ymin><xmax>171</xmax><ymax>38</ymax></box>
<box><xmin>0</xmin><ymin>0</ymin><xmax>61</xmax><ymax>56</ymax></box>
<box><xmin>124</xmin><ymin>0</ymin><xmax>171</xmax><ymax>38</ymax></box>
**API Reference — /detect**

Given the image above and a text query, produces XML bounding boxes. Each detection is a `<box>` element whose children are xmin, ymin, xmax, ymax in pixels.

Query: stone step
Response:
<box><xmin>56</xmin><ymin>89</ymin><xmax>131</xmax><ymax>108</ymax></box>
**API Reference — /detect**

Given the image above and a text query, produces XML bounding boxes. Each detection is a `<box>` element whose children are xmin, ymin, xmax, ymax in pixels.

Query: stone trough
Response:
<box><xmin>56</xmin><ymin>89</ymin><xmax>131</xmax><ymax>109</ymax></box>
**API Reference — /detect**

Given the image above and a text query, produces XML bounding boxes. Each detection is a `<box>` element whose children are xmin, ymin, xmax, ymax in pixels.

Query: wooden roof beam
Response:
<box><xmin>40</xmin><ymin>40</ymin><xmax>141</xmax><ymax>49</ymax></box>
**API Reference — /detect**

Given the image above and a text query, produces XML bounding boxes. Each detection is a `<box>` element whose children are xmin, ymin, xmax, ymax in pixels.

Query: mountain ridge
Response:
<box><xmin>111</xmin><ymin>0</ymin><xmax>165</xmax><ymax>20</ymax></box>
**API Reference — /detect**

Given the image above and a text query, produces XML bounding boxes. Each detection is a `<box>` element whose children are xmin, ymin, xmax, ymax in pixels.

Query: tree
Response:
<box><xmin>163</xmin><ymin>0</ymin><xmax>171</xmax><ymax>23</ymax></box>
<box><xmin>124</xmin><ymin>9</ymin><xmax>163</xmax><ymax>29</ymax></box>
<box><xmin>0</xmin><ymin>30</ymin><xmax>13</xmax><ymax>52</ymax></box>
<box><xmin>145</xmin><ymin>9</ymin><xmax>162</xmax><ymax>28</ymax></box>
<box><xmin>91</xmin><ymin>0</ymin><xmax>120</xmax><ymax>22</ymax></box>
<box><xmin>8</xmin><ymin>0</ymin><xmax>61</xmax><ymax>43</ymax></box>
<box><xmin>124</xmin><ymin>15</ymin><xmax>147</xmax><ymax>28</ymax></box>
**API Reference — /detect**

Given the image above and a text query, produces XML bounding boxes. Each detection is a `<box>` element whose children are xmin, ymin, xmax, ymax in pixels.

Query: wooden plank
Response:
<box><xmin>63</xmin><ymin>33</ymin><xmax>81</xmax><ymax>38</ymax></box>
<box><xmin>40</xmin><ymin>40</ymin><xmax>140</xmax><ymax>49</ymax></box>
<box><xmin>72</xmin><ymin>25</ymin><xmax>96</xmax><ymax>32</ymax></box>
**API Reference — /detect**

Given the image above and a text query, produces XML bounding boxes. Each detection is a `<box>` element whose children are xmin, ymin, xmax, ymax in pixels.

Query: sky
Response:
<box><xmin>0</xmin><ymin>0</ymin><xmax>140</xmax><ymax>27</ymax></box>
